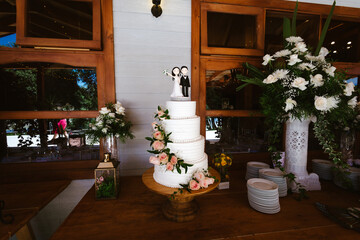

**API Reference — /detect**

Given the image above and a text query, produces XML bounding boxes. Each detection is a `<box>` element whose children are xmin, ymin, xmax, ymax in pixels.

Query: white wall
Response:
<box><xmin>113</xmin><ymin>0</ymin><xmax>359</xmax><ymax>176</ymax></box>
<box><xmin>113</xmin><ymin>0</ymin><xmax>191</xmax><ymax>175</ymax></box>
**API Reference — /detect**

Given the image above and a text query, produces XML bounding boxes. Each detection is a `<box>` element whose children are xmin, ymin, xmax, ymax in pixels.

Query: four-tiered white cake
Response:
<box><xmin>153</xmin><ymin>101</ymin><xmax>208</xmax><ymax>188</ymax></box>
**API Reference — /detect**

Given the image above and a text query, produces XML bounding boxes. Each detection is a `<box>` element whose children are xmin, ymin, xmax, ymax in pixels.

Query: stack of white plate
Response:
<box><xmin>247</xmin><ymin>178</ymin><xmax>280</xmax><ymax>214</ymax></box>
<box><xmin>259</xmin><ymin>168</ymin><xmax>287</xmax><ymax>197</ymax></box>
<box><xmin>245</xmin><ymin>161</ymin><xmax>270</xmax><ymax>180</ymax></box>
<box><xmin>312</xmin><ymin>159</ymin><xmax>334</xmax><ymax>181</ymax></box>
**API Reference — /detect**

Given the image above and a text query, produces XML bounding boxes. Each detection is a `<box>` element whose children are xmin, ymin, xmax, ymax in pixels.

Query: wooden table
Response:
<box><xmin>0</xmin><ymin>180</ymin><xmax>70</xmax><ymax>240</ymax></box>
<box><xmin>52</xmin><ymin>171</ymin><xmax>360</xmax><ymax>240</ymax></box>
<box><xmin>142</xmin><ymin>167</ymin><xmax>220</xmax><ymax>222</ymax></box>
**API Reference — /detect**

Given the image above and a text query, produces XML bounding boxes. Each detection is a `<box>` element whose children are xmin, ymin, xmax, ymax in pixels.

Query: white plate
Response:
<box><xmin>247</xmin><ymin>161</ymin><xmax>270</xmax><ymax>169</ymax></box>
<box><xmin>247</xmin><ymin>178</ymin><xmax>278</xmax><ymax>191</ymax></box>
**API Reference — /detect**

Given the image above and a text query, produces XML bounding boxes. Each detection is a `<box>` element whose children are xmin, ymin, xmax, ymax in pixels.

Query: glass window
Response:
<box><xmin>265</xmin><ymin>11</ymin><xmax>320</xmax><ymax>55</ymax></box>
<box><xmin>26</xmin><ymin>0</ymin><xmax>93</xmax><ymax>40</ymax></box>
<box><xmin>0</xmin><ymin>63</ymin><xmax>97</xmax><ymax>111</ymax></box>
<box><xmin>0</xmin><ymin>0</ymin><xmax>16</xmax><ymax>48</ymax></box>
<box><xmin>207</xmin><ymin>12</ymin><xmax>257</xmax><ymax>49</ymax></box>
<box><xmin>206</xmin><ymin>68</ymin><xmax>262</xmax><ymax>110</ymax></box>
<box><xmin>322</xmin><ymin>19</ymin><xmax>360</xmax><ymax>62</ymax></box>
<box><xmin>205</xmin><ymin>117</ymin><xmax>267</xmax><ymax>155</ymax></box>
<box><xmin>1</xmin><ymin>118</ymin><xmax>99</xmax><ymax>163</ymax></box>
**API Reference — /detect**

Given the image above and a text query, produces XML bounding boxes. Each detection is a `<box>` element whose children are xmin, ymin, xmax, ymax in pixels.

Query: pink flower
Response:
<box><xmin>99</xmin><ymin>176</ymin><xmax>104</xmax><ymax>182</ymax></box>
<box><xmin>189</xmin><ymin>180</ymin><xmax>200</xmax><ymax>191</ymax></box>
<box><xmin>158</xmin><ymin>110</ymin><xmax>164</xmax><ymax>117</ymax></box>
<box><xmin>153</xmin><ymin>131</ymin><xmax>164</xmax><ymax>140</ymax></box>
<box><xmin>159</xmin><ymin>152</ymin><xmax>169</xmax><ymax>164</ymax></box>
<box><xmin>205</xmin><ymin>177</ymin><xmax>215</xmax><ymax>186</ymax></box>
<box><xmin>152</xmin><ymin>122</ymin><xmax>158</xmax><ymax>131</ymax></box>
<box><xmin>170</xmin><ymin>156</ymin><xmax>178</xmax><ymax>165</ymax></box>
<box><xmin>194</xmin><ymin>172</ymin><xmax>205</xmax><ymax>182</ymax></box>
<box><xmin>199</xmin><ymin>179</ymin><xmax>208</xmax><ymax>188</ymax></box>
<box><xmin>152</xmin><ymin>141</ymin><xmax>165</xmax><ymax>151</ymax></box>
<box><xmin>149</xmin><ymin>156</ymin><xmax>160</xmax><ymax>165</ymax></box>
<box><xmin>166</xmin><ymin>162</ymin><xmax>174</xmax><ymax>171</ymax></box>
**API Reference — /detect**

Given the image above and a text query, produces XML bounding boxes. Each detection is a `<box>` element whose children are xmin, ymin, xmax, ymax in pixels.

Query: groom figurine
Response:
<box><xmin>180</xmin><ymin>66</ymin><xmax>190</xmax><ymax>97</ymax></box>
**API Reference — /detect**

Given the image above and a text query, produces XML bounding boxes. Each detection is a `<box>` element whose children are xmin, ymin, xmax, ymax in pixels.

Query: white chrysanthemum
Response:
<box><xmin>344</xmin><ymin>82</ymin><xmax>355</xmax><ymax>96</ymax></box>
<box><xmin>297</xmin><ymin>63</ymin><xmax>315</xmax><ymax>71</ymax></box>
<box><xmin>263</xmin><ymin>74</ymin><xmax>278</xmax><ymax>84</ymax></box>
<box><xmin>284</xmin><ymin>98</ymin><xmax>297</xmax><ymax>112</ymax></box>
<box><xmin>102</xmin><ymin>128</ymin><xmax>108</xmax><ymax>134</ymax></box>
<box><xmin>99</xmin><ymin>107</ymin><xmax>111</xmax><ymax>115</ymax></box>
<box><xmin>108</xmin><ymin>113</ymin><xmax>115</xmax><ymax>118</ymax></box>
<box><xmin>115</xmin><ymin>134</ymin><xmax>120</xmax><ymax>138</ymax></box>
<box><xmin>319</xmin><ymin>47</ymin><xmax>329</xmax><ymax>57</ymax></box>
<box><xmin>327</xmin><ymin>96</ymin><xmax>340</xmax><ymax>110</ymax></box>
<box><xmin>273</xmin><ymin>49</ymin><xmax>292</xmax><ymax>58</ymax></box>
<box><xmin>293</xmin><ymin>42</ymin><xmax>308</xmax><ymax>53</ymax></box>
<box><xmin>262</xmin><ymin>54</ymin><xmax>274</xmax><ymax>66</ymax></box>
<box><xmin>324</xmin><ymin>66</ymin><xmax>336</xmax><ymax>77</ymax></box>
<box><xmin>348</xmin><ymin>96</ymin><xmax>357</xmax><ymax>108</ymax></box>
<box><xmin>272</xmin><ymin>69</ymin><xmax>289</xmax><ymax>79</ymax></box>
<box><xmin>291</xmin><ymin>77</ymin><xmax>309</xmax><ymax>91</ymax></box>
<box><xmin>286</xmin><ymin>36</ymin><xmax>304</xmax><ymax>43</ymax></box>
<box><xmin>287</xmin><ymin>54</ymin><xmax>302</xmax><ymax>66</ymax></box>
<box><xmin>310</xmin><ymin>74</ymin><xmax>324</xmax><ymax>87</ymax></box>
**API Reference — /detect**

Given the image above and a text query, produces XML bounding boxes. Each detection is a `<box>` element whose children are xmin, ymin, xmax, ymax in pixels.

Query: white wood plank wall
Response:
<box><xmin>113</xmin><ymin>0</ymin><xmax>359</xmax><ymax>176</ymax></box>
<box><xmin>113</xmin><ymin>0</ymin><xmax>191</xmax><ymax>175</ymax></box>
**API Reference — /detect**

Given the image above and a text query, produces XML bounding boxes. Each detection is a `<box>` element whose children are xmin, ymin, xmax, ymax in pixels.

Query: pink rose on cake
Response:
<box><xmin>189</xmin><ymin>179</ymin><xmax>200</xmax><ymax>191</ymax></box>
<box><xmin>199</xmin><ymin>179</ymin><xmax>208</xmax><ymax>188</ymax></box>
<box><xmin>153</xmin><ymin>131</ymin><xmax>164</xmax><ymax>140</ymax></box>
<box><xmin>152</xmin><ymin>140</ymin><xmax>165</xmax><ymax>151</ymax></box>
<box><xmin>170</xmin><ymin>156</ymin><xmax>178</xmax><ymax>165</ymax></box>
<box><xmin>159</xmin><ymin>152</ymin><xmax>169</xmax><ymax>164</ymax></box>
<box><xmin>149</xmin><ymin>156</ymin><xmax>160</xmax><ymax>165</ymax></box>
<box><xmin>205</xmin><ymin>177</ymin><xmax>215</xmax><ymax>185</ymax></box>
<box><xmin>166</xmin><ymin>162</ymin><xmax>174</xmax><ymax>171</ymax></box>
<box><xmin>151</xmin><ymin>122</ymin><xmax>158</xmax><ymax>131</ymax></box>
<box><xmin>194</xmin><ymin>171</ymin><xmax>205</xmax><ymax>182</ymax></box>
<box><xmin>157</xmin><ymin>110</ymin><xmax>164</xmax><ymax>117</ymax></box>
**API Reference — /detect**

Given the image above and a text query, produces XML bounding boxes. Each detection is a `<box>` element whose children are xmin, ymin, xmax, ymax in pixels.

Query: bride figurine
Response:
<box><xmin>164</xmin><ymin>67</ymin><xmax>184</xmax><ymax>98</ymax></box>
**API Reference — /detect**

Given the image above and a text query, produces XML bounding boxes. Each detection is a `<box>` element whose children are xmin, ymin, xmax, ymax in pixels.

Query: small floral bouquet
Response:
<box><xmin>87</xmin><ymin>102</ymin><xmax>134</xmax><ymax>143</ymax></box>
<box><xmin>95</xmin><ymin>174</ymin><xmax>115</xmax><ymax>199</ymax></box>
<box><xmin>171</xmin><ymin>169</ymin><xmax>217</xmax><ymax>198</ymax></box>
<box><xmin>146</xmin><ymin>106</ymin><xmax>193</xmax><ymax>173</ymax></box>
<box><xmin>212</xmin><ymin>153</ymin><xmax>232</xmax><ymax>182</ymax></box>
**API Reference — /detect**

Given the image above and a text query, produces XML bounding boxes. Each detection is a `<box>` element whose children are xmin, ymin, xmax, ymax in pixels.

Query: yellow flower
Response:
<box><xmin>228</xmin><ymin>159</ymin><xmax>232</xmax><ymax>166</ymax></box>
<box><xmin>215</xmin><ymin>162</ymin><xmax>221</xmax><ymax>168</ymax></box>
<box><xmin>221</xmin><ymin>159</ymin><xmax>227</xmax><ymax>166</ymax></box>
<box><xmin>220</xmin><ymin>153</ymin><xmax>225</xmax><ymax>157</ymax></box>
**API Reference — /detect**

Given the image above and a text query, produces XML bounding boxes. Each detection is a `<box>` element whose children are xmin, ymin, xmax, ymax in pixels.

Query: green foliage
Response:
<box><xmin>291</xmin><ymin>1</ymin><xmax>298</xmax><ymax>36</ymax></box>
<box><xmin>96</xmin><ymin>176</ymin><xmax>116</xmax><ymax>199</ymax></box>
<box><xmin>315</xmin><ymin>1</ymin><xmax>336</xmax><ymax>55</ymax></box>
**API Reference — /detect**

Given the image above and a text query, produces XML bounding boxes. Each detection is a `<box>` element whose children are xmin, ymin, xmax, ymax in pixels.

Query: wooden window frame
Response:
<box><xmin>16</xmin><ymin>0</ymin><xmax>102</xmax><ymax>50</ymax></box>
<box><xmin>201</xmin><ymin>3</ymin><xmax>265</xmax><ymax>57</ymax></box>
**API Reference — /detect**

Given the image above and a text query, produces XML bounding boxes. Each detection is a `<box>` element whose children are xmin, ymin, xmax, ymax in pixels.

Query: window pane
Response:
<box><xmin>207</xmin><ymin>12</ymin><xmax>256</xmax><ymax>49</ymax></box>
<box><xmin>0</xmin><ymin>62</ymin><xmax>98</xmax><ymax>111</ymax></box>
<box><xmin>265</xmin><ymin>11</ymin><xmax>319</xmax><ymax>54</ymax></box>
<box><xmin>26</xmin><ymin>0</ymin><xmax>93</xmax><ymax>40</ymax></box>
<box><xmin>322</xmin><ymin>19</ymin><xmax>360</xmax><ymax>62</ymax></box>
<box><xmin>206</xmin><ymin>68</ymin><xmax>262</xmax><ymax>110</ymax></box>
<box><xmin>1</xmin><ymin>118</ymin><xmax>99</xmax><ymax>163</ymax></box>
<box><xmin>0</xmin><ymin>0</ymin><xmax>16</xmax><ymax>48</ymax></box>
<box><xmin>205</xmin><ymin>117</ymin><xmax>267</xmax><ymax>155</ymax></box>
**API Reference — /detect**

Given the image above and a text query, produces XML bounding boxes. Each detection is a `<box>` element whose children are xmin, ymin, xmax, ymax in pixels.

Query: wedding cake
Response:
<box><xmin>152</xmin><ymin>101</ymin><xmax>208</xmax><ymax>188</ymax></box>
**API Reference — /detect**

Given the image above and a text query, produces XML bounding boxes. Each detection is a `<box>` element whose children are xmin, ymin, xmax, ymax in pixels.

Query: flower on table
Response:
<box><xmin>189</xmin><ymin>179</ymin><xmax>200</xmax><ymax>191</ymax></box>
<box><xmin>273</xmin><ymin>49</ymin><xmax>291</xmax><ymax>58</ymax></box>
<box><xmin>291</xmin><ymin>77</ymin><xmax>309</xmax><ymax>91</ymax></box>
<box><xmin>166</xmin><ymin>162</ymin><xmax>174</xmax><ymax>171</ymax></box>
<box><xmin>293</xmin><ymin>42</ymin><xmax>308</xmax><ymax>53</ymax></box>
<box><xmin>324</xmin><ymin>66</ymin><xmax>336</xmax><ymax>77</ymax></box>
<box><xmin>319</xmin><ymin>47</ymin><xmax>329</xmax><ymax>57</ymax></box>
<box><xmin>114</xmin><ymin>101</ymin><xmax>125</xmax><ymax>115</ymax></box>
<box><xmin>273</xmin><ymin>69</ymin><xmax>289</xmax><ymax>80</ymax></box>
<box><xmin>314</xmin><ymin>96</ymin><xmax>328</xmax><ymax>111</ymax></box>
<box><xmin>99</xmin><ymin>107</ymin><xmax>111</xmax><ymax>115</ymax></box>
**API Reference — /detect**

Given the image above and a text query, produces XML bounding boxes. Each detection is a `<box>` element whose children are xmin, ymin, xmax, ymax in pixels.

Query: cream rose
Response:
<box><xmin>152</xmin><ymin>140</ymin><xmax>165</xmax><ymax>151</ymax></box>
<box><xmin>194</xmin><ymin>171</ymin><xmax>205</xmax><ymax>182</ymax></box>
<box><xmin>205</xmin><ymin>177</ymin><xmax>215</xmax><ymax>185</ymax></box>
<box><xmin>348</xmin><ymin>96</ymin><xmax>357</xmax><ymax>108</ymax></box>
<box><xmin>262</xmin><ymin>54</ymin><xmax>274</xmax><ymax>66</ymax></box>
<box><xmin>153</xmin><ymin>131</ymin><xmax>164</xmax><ymax>140</ymax></box>
<box><xmin>166</xmin><ymin>162</ymin><xmax>174</xmax><ymax>171</ymax></box>
<box><xmin>287</xmin><ymin>54</ymin><xmax>302</xmax><ymax>66</ymax></box>
<box><xmin>263</xmin><ymin>74</ymin><xmax>278</xmax><ymax>84</ymax></box>
<box><xmin>199</xmin><ymin>179</ymin><xmax>209</xmax><ymax>188</ymax></box>
<box><xmin>99</xmin><ymin>107</ymin><xmax>111</xmax><ymax>114</ymax></box>
<box><xmin>310</xmin><ymin>74</ymin><xmax>324</xmax><ymax>87</ymax></box>
<box><xmin>170</xmin><ymin>156</ymin><xmax>178</xmax><ymax>165</ymax></box>
<box><xmin>151</xmin><ymin>122</ymin><xmax>158</xmax><ymax>131</ymax></box>
<box><xmin>314</xmin><ymin>96</ymin><xmax>327</xmax><ymax>111</ymax></box>
<box><xmin>159</xmin><ymin>152</ymin><xmax>169</xmax><ymax>164</ymax></box>
<box><xmin>284</xmin><ymin>98</ymin><xmax>297</xmax><ymax>112</ymax></box>
<box><xmin>291</xmin><ymin>77</ymin><xmax>309</xmax><ymax>91</ymax></box>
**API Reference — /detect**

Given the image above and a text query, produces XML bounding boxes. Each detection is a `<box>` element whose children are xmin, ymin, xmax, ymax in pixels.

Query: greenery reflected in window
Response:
<box><xmin>0</xmin><ymin>63</ymin><xmax>97</xmax><ymax>111</ymax></box>
<box><xmin>0</xmin><ymin>0</ymin><xmax>16</xmax><ymax>48</ymax></box>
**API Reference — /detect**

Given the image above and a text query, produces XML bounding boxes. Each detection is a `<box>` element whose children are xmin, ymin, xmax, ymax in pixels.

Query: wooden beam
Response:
<box><xmin>0</xmin><ymin>111</ymin><xmax>98</xmax><ymax>120</ymax></box>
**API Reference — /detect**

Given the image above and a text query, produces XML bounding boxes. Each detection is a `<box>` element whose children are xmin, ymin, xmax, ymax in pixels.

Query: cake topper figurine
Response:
<box><xmin>180</xmin><ymin>66</ymin><xmax>190</xmax><ymax>97</ymax></box>
<box><xmin>163</xmin><ymin>67</ymin><xmax>184</xmax><ymax>99</ymax></box>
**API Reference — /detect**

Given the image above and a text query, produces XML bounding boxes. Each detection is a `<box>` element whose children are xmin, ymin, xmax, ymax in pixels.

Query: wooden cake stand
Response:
<box><xmin>142</xmin><ymin>167</ymin><xmax>220</xmax><ymax>222</ymax></box>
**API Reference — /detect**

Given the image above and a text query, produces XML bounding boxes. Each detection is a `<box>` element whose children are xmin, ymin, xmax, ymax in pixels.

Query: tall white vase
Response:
<box><xmin>285</xmin><ymin>117</ymin><xmax>321</xmax><ymax>191</ymax></box>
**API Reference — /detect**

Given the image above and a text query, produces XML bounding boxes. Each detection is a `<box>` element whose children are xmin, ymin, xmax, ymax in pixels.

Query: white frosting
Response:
<box><xmin>153</xmin><ymin>154</ymin><xmax>209</xmax><ymax>188</ymax></box>
<box><xmin>167</xmin><ymin>136</ymin><xmax>205</xmax><ymax>164</ymax></box>
<box><xmin>162</xmin><ymin>117</ymin><xmax>200</xmax><ymax>141</ymax></box>
<box><xmin>166</xmin><ymin>101</ymin><xmax>196</xmax><ymax>119</ymax></box>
